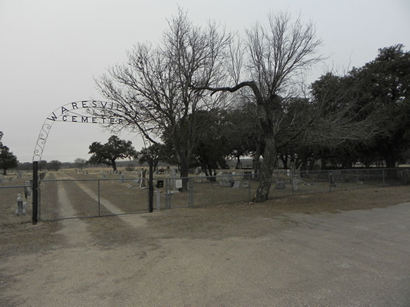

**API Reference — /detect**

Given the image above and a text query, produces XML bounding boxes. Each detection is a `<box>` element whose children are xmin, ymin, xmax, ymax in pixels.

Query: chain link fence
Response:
<box><xmin>0</xmin><ymin>172</ymin><xmax>33</xmax><ymax>224</ymax></box>
<box><xmin>2</xmin><ymin>168</ymin><xmax>409</xmax><ymax>222</ymax></box>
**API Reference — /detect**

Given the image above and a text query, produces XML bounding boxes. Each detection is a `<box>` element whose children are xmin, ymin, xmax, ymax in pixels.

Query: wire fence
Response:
<box><xmin>0</xmin><ymin>179</ymin><xmax>32</xmax><ymax>224</ymax></box>
<box><xmin>1</xmin><ymin>168</ymin><xmax>410</xmax><ymax>222</ymax></box>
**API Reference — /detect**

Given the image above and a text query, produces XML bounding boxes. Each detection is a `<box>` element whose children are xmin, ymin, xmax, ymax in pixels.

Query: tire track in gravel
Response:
<box><xmin>55</xmin><ymin>180</ymin><xmax>91</xmax><ymax>245</ymax></box>
<box><xmin>62</xmin><ymin>174</ymin><xmax>147</xmax><ymax>229</ymax></box>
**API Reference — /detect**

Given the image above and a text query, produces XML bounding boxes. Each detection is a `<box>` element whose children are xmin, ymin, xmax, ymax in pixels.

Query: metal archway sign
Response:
<box><xmin>31</xmin><ymin>99</ymin><xmax>126</xmax><ymax>224</ymax></box>
<box><xmin>33</xmin><ymin>100</ymin><xmax>126</xmax><ymax>162</ymax></box>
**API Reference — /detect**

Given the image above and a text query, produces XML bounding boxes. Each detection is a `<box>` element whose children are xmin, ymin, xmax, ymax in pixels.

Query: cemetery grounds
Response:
<box><xmin>1</xmin><ymin>168</ymin><xmax>410</xmax><ymax>305</ymax></box>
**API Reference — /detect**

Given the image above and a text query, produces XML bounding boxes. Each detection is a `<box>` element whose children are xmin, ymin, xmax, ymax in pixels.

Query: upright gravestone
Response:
<box><xmin>156</xmin><ymin>179</ymin><xmax>164</xmax><ymax>188</ymax></box>
<box><xmin>175</xmin><ymin>179</ymin><xmax>183</xmax><ymax>191</ymax></box>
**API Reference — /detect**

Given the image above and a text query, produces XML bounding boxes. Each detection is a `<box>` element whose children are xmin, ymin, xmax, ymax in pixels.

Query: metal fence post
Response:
<box><xmin>328</xmin><ymin>171</ymin><xmax>332</xmax><ymax>192</ymax></box>
<box><xmin>188</xmin><ymin>178</ymin><xmax>194</xmax><ymax>208</ymax></box>
<box><xmin>248</xmin><ymin>178</ymin><xmax>252</xmax><ymax>202</ymax></box>
<box><xmin>32</xmin><ymin>161</ymin><xmax>38</xmax><ymax>225</ymax></box>
<box><xmin>148</xmin><ymin>163</ymin><xmax>154</xmax><ymax>213</ymax></box>
<box><xmin>97</xmin><ymin>179</ymin><xmax>101</xmax><ymax>217</ymax></box>
<box><xmin>156</xmin><ymin>190</ymin><xmax>161</xmax><ymax>210</ymax></box>
<box><xmin>165</xmin><ymin>178</ymin><xmax>171</xmax><ymax>209</ymax></box>
<box><xmin>38</xmin><ymin>183</ymin><xmax>42</xmax><ymax>220</ymax></box>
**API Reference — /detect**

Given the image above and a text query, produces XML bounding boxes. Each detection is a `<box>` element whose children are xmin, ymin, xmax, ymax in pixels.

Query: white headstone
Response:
<box><xmin>175</xmin><ymin>179</ymin><xmax>183</xmax><ymax>189</ymax></box>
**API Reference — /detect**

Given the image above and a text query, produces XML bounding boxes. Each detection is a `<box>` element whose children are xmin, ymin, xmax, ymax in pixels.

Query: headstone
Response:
<box><xmin>219</xmin><ymin>173</ymin><xmax>233</xmax><ymax>187</ymax></box>
<box><xmin>175</xmin><ymin>179</ymin><xmax>183</xmax><ymax>189</ymax></box>
<box><xmin>156</xmin><ymin>179</ymin><xmax>164</xmax><ymax>188</ymax></box>
<box><xmin>16</xmin><ymin>193</ymin><xmax>26</xmax><ymax>216</ymax></box>
<box><xmin>232</xmin><ymin>180</ymin><xmax>241</xmax><ymax>189</ymax></box>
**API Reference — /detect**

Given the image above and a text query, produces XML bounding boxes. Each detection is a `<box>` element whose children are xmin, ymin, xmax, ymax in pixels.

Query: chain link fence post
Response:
<box><xmin>165</xmin><ymin>177</ymin><xmax>171</xmax><ymax>209</ymax></box>
<box><xmin>188</xmin><ymin>178</ymin><xmax>194</xmax><ymax>208</ymax></box>
<box><xmin>248</xmin><ymin>177</ymin><xmax>252</xmax><ymax>202</ymax></box>
<box><xmin>97</xmin><ymin>179</ymin><xmax>101</xmax><ymax>217</ymax></box>
<box><xmin>328</xmin><ymin>171</ymin><xmax>334</xmax><ymax>192</ymax></box>
<box><xmin>38</xmin><ymin>183</ymin><xmax>42</xmax><ymax>220</ymax></box>
<box><xmin>32</xmin><ymin>161</ymin><xmax>38</xmax><ymax>225</ymax></box>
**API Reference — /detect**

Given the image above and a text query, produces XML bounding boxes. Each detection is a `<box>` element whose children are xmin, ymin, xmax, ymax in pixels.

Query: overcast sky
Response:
<box><xmin>1</xmin><ymin>0</ymin><xmax>409</xmax><ymax>163</ymax></box>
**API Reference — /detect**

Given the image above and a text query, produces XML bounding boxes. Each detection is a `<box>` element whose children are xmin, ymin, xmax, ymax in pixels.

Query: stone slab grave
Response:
<box><xmin>241</xmin><ymin>180</ymin><xmax>249</xmax><ymax>188</ymax></box>
<box><xmin>218</xmin><ymin>173</ymin><xmax>233</xmax><ymax>187</ymax></box>
<box><xmin>232</xmin><ymin>180</ymin><xmax>241</xmax><ymax>189</ymax></box>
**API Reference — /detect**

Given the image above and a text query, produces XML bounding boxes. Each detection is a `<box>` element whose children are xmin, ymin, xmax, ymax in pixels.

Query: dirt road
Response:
<box><xmin>1</xmin><ymin>186</ymin><xmax>410</xmax><ymax>306</ymax></box>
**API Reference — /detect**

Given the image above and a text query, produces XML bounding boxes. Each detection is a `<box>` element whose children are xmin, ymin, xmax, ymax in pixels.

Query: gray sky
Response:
<box><xmin>1</xmin><ymin>0</ymin><xmax>409</xmax><ymax>162</ymax></box>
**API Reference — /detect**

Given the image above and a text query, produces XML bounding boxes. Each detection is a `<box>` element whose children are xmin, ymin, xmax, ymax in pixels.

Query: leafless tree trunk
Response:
<box><xmin>195</xmin><ymin>13</ymin><xmax>321</xmax><ymax>201</ymax></box>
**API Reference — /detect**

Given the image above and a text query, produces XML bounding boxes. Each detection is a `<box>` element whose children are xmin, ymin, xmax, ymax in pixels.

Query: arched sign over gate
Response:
<box><xmin>33</xmin><ymin>100</ymin><xmax>126</xmax><ymax>162</ymax></box>
<box><xmin>31</xmin><ymin>99</ymin><xmax>131</xmax><ymax>224</ymax></box>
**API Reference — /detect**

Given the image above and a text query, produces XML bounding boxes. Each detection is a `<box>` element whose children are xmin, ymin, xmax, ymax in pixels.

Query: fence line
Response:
<box><xmin>1</xmin><ymin>167</ymin><xmax>409</xmax><ymax>222</ymax></box>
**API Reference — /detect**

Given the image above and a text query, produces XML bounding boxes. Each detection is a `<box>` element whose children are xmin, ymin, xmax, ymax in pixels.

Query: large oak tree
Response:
<box><xmin>0</xmin><ymin>131</ymin><xmax>18</xmax><ymax>175</ymax></box>
<box><xmin>88</xmin><ymin>135</ymin><xmax>136</xmax><ymax>171</ymax></box>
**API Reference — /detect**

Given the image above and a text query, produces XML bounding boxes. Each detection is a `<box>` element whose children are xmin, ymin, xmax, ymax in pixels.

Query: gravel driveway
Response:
<box><xmin>1</xmin><ymin>189</ymin><xmax>409</xmax><ymax>306</ymax></box>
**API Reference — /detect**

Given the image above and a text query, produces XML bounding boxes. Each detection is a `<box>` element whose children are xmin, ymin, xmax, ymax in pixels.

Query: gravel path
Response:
<box><xmin>1</xmin><ymin>195</ymin><xmax>409</xmax><ymax>306</ymax></box>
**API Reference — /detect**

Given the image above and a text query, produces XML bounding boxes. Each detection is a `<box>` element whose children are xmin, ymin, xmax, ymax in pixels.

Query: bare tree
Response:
<box><xmin>196</xmin><ymin>13</ymin><xmax>321</xmax><ymax>201</ymax></box>
<box><xmin>95</xmin><ymin>10</ymin><xmax>229</xmax><ymax>188</ymax></box>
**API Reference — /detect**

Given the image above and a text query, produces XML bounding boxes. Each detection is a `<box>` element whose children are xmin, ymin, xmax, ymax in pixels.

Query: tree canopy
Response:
<box><xmin>48</xmin><ymin>160</ymin><xmax>62</xmax><ymax>171</ymax></box>
<box><xmin>0</xmin><ymin>132</ymin><xmax>18</xmax><ymax>175</ymax></box>
<box><xmin>88</xmin><ymin>135</ymin><xmax>136</xmax><ymax>171</ymax></box>
<box><xmin>91</xmin><ymin>8</ymin><xmax>409</xmax><ymax>202</ymax></box>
